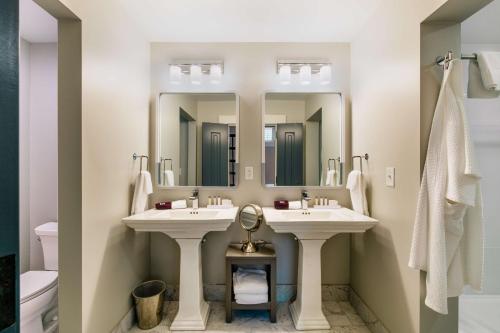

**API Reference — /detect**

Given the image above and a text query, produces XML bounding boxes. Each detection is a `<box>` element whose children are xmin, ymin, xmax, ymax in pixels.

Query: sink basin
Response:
<box><xmin>123</xmin><ymin>206</ymin><xmax>239</xmax><ymax>331</ymax></box>
<box><xmin>123</xmin><ymin>207</ymin><xmax>238</xmax><ymax>238</ymax></box>
<box><xmin>262</xmin><ymin>207</ymin><xmax>377</xmax><ymax>331</ymax></box>
<box><xmin>263</xmin><ymin>207</ymin><xmax>377</xmax><ymax>239</ymax></box>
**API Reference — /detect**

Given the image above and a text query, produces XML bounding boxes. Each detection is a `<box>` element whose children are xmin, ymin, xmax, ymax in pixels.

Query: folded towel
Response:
<box><xmin>171</xmin><ymin>199</ymin><xmax>187</xmax><ymax>209</ymax></box>
<box><xmin>288</xmin><ymin>201</ymin><xmax>302</xmax><ymax>210</ymax></box>
<box><xmin>468</xmin><ymin>60</ymin><xmax>500</xmax><ymax>98</ymax></box>
<box><xmin>325</xmin><ymin>169</ymin><xmax>337</xmax><ymax>186</ymax></box>
<box><xmin>164</xmin><ymin>170</ymin><xmax>175</xmax><ymax>186</ymax></box>
<box><xmin>233</xmin><ymin>268</ymin><xmax>268</xmax><ymax>294</ymax></box>
<box><xmin>131</xmin><ymin>171</ymin><xmax>153</xmax><ymax>215</ymax></box>
<box><xmin>477</xmin><ymin>51</ymin><xmax>500</xmax><ymax>91</ymax></box>
<box><xmin>235</xmin><ymin>293</ymin><xmax>268</xmax><ymax>305</ymax></box>
<box><xmin>346</xmin><ymin>170</ymin><xmax>369</xmax><ymax>216</ymax></box>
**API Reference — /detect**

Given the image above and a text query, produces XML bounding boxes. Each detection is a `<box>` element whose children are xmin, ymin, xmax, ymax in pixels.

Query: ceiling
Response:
<box><xmin>461</xmin><ymin>0</ymin><xmax>500</xmax><ymax>44</ymax></box>
<box><xmin>122</xmin><ymin>0</ymin><xmax>382</xmax><ymax>42</ymax></box>
<box><xmin>20</xmin><ymin>0</ymin><xmax>58</xmax><ymax>43</ymax></box>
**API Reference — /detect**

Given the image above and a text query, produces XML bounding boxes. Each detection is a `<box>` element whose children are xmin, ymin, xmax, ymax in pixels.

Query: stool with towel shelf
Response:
<box><xmin>225</xmin><ymin>243</ymin><xmax>276</xmax><ymax>323</ymax></box>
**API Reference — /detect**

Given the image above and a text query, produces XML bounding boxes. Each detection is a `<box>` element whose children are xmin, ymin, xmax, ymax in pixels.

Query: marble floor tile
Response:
<box><xmin>129</xmin><ymin>301</ymin><xmax>370</xmax><ymax>333</ymax></box>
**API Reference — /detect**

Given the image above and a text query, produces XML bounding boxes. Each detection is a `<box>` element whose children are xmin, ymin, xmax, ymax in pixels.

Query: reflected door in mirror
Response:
<box><xmin>202</xmin><ymin>122</ymin><xmax>228</xmax><ymax>186</ymax></box>
<box><xmin>277</xmin><ymin>123</ymin><xmax>304</xmax><ymax>186</ymax></box>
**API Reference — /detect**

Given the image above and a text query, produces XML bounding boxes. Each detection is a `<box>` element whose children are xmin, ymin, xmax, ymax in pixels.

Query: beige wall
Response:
<box><xmin>350</xmin><ymin>0</ymin><xmax>449</xmax><ymax>332</ymax></box>
<box><xmin>46</xmin><ymin>0</ymin><xmax>152</xmax><ymax>332</ymax></box>
<box><xmin>349</xmin><ymin>0</ymin><xmax>493</xmax><ymax>332</ymax></box>
<box><xmin>150</xmin><ymin>43</ymin><xmax>351</xmax><ymax>288</ymax></box>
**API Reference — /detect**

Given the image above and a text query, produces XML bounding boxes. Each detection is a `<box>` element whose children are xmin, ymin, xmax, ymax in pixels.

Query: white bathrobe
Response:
<box><xmin>409</xmin><ymin>60</ymin><xmax>483</xmax><ymax>314</ymax></box>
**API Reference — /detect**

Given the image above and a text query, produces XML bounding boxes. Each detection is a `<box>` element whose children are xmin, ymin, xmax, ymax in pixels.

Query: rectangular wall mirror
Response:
<box><xmin>156</xmin><ymin>92</ymin><xmax>239</xmax><ymax>188</ymax></box>
<box><xmin>262</xmin><ymin>92</ymin><xmax>344</xmax><ymax>187</ymax></box>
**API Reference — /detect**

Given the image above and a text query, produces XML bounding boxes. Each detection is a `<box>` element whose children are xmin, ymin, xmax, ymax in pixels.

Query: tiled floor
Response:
<box><xmin>129</xmin><ymin>301</ymin><xmax>371</xmax><ymax>333</ymax></box>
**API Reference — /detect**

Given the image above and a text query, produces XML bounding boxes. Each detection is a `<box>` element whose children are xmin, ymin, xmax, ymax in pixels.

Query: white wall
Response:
<box><xmin>150</xmin><ymin>43</ymin><xmax>351</xmax><ymax>289</ymax></box>
<box><xmin>19</xmin><ymin>40</ymin><xmax>58</xmax><ymax>272</ymax></box>
<box><xmin>462</xmin><ymin>43</ymin><xmax>500</xmax><ymax>295</ymax></box>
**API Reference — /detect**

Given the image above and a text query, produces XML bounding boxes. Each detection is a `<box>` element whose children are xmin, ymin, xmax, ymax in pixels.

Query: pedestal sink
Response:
<box><xmin>123</xmin><ymin>207</ymin><xmax>239</xmax><ymax>330</ymax></box>
<box><xmin>262</xmin><ymin>207</ymin><xmax>377</xmax><ymax>331</ymax></box>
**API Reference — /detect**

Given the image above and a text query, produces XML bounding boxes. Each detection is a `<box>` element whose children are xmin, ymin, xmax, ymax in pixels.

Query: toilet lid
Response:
<box><xmin>21</xmin><ymin>271</ymin><xmax>58</xmax><ymax>304</ymax></box>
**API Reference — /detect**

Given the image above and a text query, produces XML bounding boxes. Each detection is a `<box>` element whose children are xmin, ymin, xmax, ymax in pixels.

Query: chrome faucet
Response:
<box><xmin>189</xmin><ymin>189</ymin><xmax>199</xmax><ymax>210</ymax></box>
<box><xmin>301</xmin><ymin>190</ymin><xmax>311</xmax><ymax>210</ymax></box>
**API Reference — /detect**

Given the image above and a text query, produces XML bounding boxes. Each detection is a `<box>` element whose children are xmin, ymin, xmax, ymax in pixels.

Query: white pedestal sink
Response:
<box><xmin>123</xmin><ymin>207</ymin><xmax>239</xmax><ymax>330</ymax></box>
<box><xmin>262</xmin><ymin>207</ymin><xmax>377</xmax><ymax>331</ymax></box>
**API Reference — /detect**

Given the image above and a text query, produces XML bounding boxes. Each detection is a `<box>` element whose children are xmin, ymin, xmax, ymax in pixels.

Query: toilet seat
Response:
<box><xmin>21</xmin><ymin>271</ymin><xmax>58</xmax><ymax>304</ymax></box>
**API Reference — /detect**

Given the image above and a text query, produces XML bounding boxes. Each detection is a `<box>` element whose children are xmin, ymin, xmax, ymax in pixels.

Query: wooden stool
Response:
<box><xmin>225</xmin><ymin>244</ymin><xmax>276</xmax><ymax>323</ymax></box>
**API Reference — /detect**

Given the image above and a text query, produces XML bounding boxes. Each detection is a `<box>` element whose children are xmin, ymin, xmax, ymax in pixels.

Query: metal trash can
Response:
<box><xmin>132</xmin><ymin>280</ymin><xmax>166</xmax><ymax>330</ymax></box>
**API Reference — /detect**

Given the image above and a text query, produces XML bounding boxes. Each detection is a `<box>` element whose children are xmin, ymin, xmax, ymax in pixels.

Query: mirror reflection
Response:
<box><xmin>262</xmin><ymin>93</ymin><xmax>343</xmax><ymax>187</ymax></box>
<box><xmin>157</xmin><ymin>93</ymin><xmax>238</xmax><ymax>187</ymax></box>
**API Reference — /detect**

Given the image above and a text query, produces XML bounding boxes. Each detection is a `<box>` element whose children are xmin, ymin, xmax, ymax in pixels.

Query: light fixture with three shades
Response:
<box><xmin>277</xmin><ymin>59</ymin><xmax>332</xmax><ymax>85</ymax></box>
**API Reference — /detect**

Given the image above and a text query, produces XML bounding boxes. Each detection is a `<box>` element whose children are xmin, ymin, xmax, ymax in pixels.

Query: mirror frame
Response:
<box><xmin>155</xmin><ymin>91</ymin><xmax>240</xmax><ymax>189</ymax></box>
<box><xmin>260</xmin><ymin>91</ymin><xmax>346</xmax><ymax>189</ymax></box>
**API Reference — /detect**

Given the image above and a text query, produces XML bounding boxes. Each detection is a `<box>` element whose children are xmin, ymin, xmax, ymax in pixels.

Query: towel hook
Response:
<box><xmin>352</xmin><ymin>153</ymin><xmax>369</xmax><ymax>173</ymax></box>
<box><xmin>133</xmin><ymin>153</ymin><xmax>149</xmax><ymax>173</ymax></box>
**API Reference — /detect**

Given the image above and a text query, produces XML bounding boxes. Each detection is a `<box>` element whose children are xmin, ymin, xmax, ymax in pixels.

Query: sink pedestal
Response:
<box><xmin>290</xmin><ymin>239</ymin><xmax>331</xmax><ymax>330</ymax></box>
<box><xmin>262</xmin><ymin>207</ymin><xmax>378</xmax><ymax>331</ymax></box>
<box><xmin>170</xmin><ymin>238</ymin><xmax>209</xmax><ymax>331</ymax></box>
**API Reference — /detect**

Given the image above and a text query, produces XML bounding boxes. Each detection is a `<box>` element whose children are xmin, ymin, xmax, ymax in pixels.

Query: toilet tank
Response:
<box><xmin>34</xmin><ymin>222</ymin><xmax>58</xmax><ymax>271</ymax></box>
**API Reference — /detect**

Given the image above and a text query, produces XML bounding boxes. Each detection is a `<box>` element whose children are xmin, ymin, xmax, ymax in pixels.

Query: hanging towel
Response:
<box><xmin>325</xmin><ymin>169</ymin><xmax>337</xmax><ymax>186</ymax></box>
<box><xmin>233</xmin><ymin>268</ymin><xmax>268</xmax><ymax>294</ymax></box>
<box><xmin>468</xmin><ymin>60</ymin><xmax>500</xmax><ymax>99</ymax></box>
<box><xmin>131</xmin><ymin>170</ymin><xmax>153</xmax><ymax>215</ymax></box>
<box><xmin>346</xmin><ymin>170</ymin><xmax>369</xmax><ymax>216</ymax></box>
<box><xmin>408</xmin><ymin>59</ymin><xmax>483</xmax><ymax>315</ymax></box>
<box><xmin>477</xmin><ymin>51</ymin><xmax>500</xmax><ymax>91</ymax></box>
<box><xmin>235</xmin><ymin>293</ymin><xmax>268</xmax><ymax>305</ymax></box>
<box><xmin>164</xmin><ymin>170</ymin><xmax>175</xmax><ymax>186</ymax></box>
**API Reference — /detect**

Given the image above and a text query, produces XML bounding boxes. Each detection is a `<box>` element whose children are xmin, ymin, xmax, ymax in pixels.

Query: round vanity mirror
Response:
<box><xmin>239</xmin><ymin>204</ymin><xmax>263</xmax><ymax>253</ymax></box>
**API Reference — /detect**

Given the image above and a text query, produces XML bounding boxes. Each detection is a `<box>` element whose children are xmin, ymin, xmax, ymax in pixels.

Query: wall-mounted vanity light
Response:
<box><xmin>277</xmin><ymin>59</ymin><xmax>332</xmax><ymax>85</ymax></box>
<box><xmin>169</xmin><ymin>60</ymin><xmax>224</xmax><ymax>85</ymax></box>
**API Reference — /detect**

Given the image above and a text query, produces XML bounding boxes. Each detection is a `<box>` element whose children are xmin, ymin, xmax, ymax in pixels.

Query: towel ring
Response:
<box><xmin>352</xmin><ymin>154</ymin><xmax>369</xmax><ymax>173</ymax></box>
<box><xmin>133</xmin><ymin>153</ymin><xmax>149</xmax><ymax>173</ymax></box>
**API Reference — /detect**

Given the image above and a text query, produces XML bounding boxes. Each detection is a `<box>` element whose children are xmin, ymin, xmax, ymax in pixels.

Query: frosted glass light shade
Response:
<box><xmin>169</xmin><ymin>65</ymin><xmax>182</xmax><ymax>84</ymax></box>
<box><xmin>320</xmin><ymin>65</ymin><xmax>332</xmax><ymax>85</ymax></box>
<box><xmin>299</xmin><ymin>65</ymin><xmax>312</xmax><ymax>85</ymax></box>
<box><xmin>210</xmin><ymin>64</ymin><xmax>222</xmax><ymax>84</ymax></box>
<box><xmin>190</xmin><ymin>65</ymin><xmax>202</xmax><ymax>85</ymax></box>
<box><xmin>279</xmin><ymin>65</ymin><xmax>291</xmax><ymax>85</ymax></box>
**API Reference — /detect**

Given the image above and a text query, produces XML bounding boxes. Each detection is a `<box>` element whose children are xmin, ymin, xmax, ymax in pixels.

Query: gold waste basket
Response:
<box><xmin>132</xmin><ymin>280</ymin><xmax>166</xmax><ymax>329</ymax></box>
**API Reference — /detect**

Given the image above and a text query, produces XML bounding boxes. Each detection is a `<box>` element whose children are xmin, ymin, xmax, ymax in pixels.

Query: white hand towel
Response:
<box><xmin>468</xmin><ymin>60</ymin><xmax>500</xmax><ymax>99</ymax></box>
<box><xmin>325</xmin><ymin>169</ymin><xmax>337</xmax><ymax>186</ymax></box>
<box><xmin>346</xmin><ymin>170</ymin><xmax>369</xmax><ymax>216</ymax></box>
<box><xmin>233</xmin><ymin>268</ymin><xmax>268</xmax><ymax>294</ymax></box>
<box><xmin>171</xmin><ymin>199</ymin><xmax>187</xmax><ymax>209</ymax></box>
<box><xmin>477</xmin><ymin>51</ymin><xmax>500</xmax><ymax>91</ymax></box>
<box><xmin>408</xmin><ymin>60</ymin><xmax>483</xmax><ymax>315</ymax></box>
<box><xmin>131</xmin><ymin>171</ymin><xmax>153</xmax><ymax>215</ymax></box>
<box><xmin>235</xmin><ymin>293</ymin><xmax>268</xmax><ymax>305</ymax></box>
<box><xmin>288</xmin><ymin>201</ymin><xmax>302</xmax><ymax>210</ymax></box>
<box><xmin>164</xmin><ymin>170</ymin><xmax>175</xmax><ymax>186</ymax></box>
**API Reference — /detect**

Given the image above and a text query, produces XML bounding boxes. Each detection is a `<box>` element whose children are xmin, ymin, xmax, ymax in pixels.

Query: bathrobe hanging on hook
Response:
<box><xmin>409</xmin><ymin>59</ymin><xmax>483</xmax><ymax>314</ymax></box>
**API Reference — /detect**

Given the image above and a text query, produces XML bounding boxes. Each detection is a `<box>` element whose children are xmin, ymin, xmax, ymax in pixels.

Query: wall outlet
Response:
<box><xmin>245</xmin><ymin>166</ymin><xmax>254</xmax><ymax>180</ymax></box>
<box><xmin>386</xmin><ymin>167</ymin><xmax>395</xmax><ymax>187</ymax></box>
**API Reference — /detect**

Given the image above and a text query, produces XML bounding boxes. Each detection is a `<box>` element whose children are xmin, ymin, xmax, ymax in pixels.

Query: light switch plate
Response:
<box><xmin>245</xmin><ymin>166</ymin><xmax>254</xmax><ymax>180</ymax></box>
<box><xmin>386</xmin><ymin>167</ymin><xmax>395</xmax><ymax>187</ymax></box>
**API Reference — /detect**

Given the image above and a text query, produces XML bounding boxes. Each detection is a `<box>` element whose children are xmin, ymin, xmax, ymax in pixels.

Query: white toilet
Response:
<box><xmin>21</xmin><ymin>222</ymin><xmax>59</xmax><ymax>333</ymax></box>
